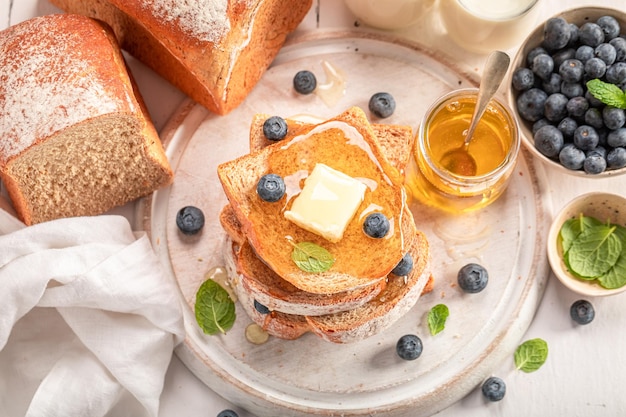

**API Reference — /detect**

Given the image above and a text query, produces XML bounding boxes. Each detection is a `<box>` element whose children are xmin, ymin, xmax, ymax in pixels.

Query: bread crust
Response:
<box><xmin>50</xmin><ymin>0</ymin><xmax>313</xmax><ymax>115</ymax></box>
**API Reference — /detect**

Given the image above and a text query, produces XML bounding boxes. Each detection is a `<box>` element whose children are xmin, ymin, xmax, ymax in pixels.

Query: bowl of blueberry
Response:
<box><xmin>509</xmin><ymin>7</ymin><xmax>626</xmax><ymax>176</ymax></box>
<box><xmin>547</xmin><ymin>192</ymin><xmax>626</xmax><ymax>297</ymax></box>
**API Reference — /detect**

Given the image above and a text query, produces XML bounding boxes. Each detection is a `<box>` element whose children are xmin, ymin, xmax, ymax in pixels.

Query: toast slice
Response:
<box><xmin>219</xmin><ymin>114</ymin><xmax>424</xmax><ymax>316</ymax></box>
<box><xmin>306</xmin><ymin>228</ymin><xmax>431</xmax><ymax>343</ymax></box>
<box><xmin>236</xmin><ymin>238</ymin><xmax>386</xmax><ymax>316</ymax></box>
<box><xmin>217</xmin><ymin>107</ymin><xmax>409</xmax><ymax>295</ymax></box>
<box><xmin>248</xmin><ymin>114</ymin><xmax>416</xmax><ymax>175</ymax></box>
<box><xmin>223</xmin><ymin>224</ymin><xmax>432</xmax><ymax>343</ymax></box>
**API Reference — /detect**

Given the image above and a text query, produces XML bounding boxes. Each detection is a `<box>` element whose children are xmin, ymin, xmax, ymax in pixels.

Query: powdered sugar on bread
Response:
<box><xmin>147</xmin><ymin>0</ymin><xmax>234</xmax><ymax>42</ymax></box>
<box><xmin>50</xmin><ymin>0</ymin><xmax>312</xmax><ymax>114</ymax></box>
<box><xmin>0</xmin><ymin>15</ymin><xmax>133</xmax><ymax>166</ymax></box>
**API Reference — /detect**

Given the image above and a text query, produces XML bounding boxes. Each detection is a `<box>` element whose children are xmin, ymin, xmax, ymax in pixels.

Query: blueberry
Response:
<box><xmin>517</xmin><ymin>88</ymin><xmax>548</xmax><ymax>122</ymax></box>
<box><xmin>607</xmin><ymin>147</ymin><xmax>626</xmax><ymax>168</ymax></box>
<box><xmin>603</xmin><ymin>106</ymin><xmax>626</xmax><ymax>130</ymax></box>
<box><xmin>609</xmin><ymin>37</ymin><xmax>626</xmax><ymax>62</ymax></box>
<box><xmin>594</xmin><ymin>43</ymin><xmax>617</xmax><ymax>65</ymax></box>
<box><xmin>543</xmin><ymin>17</ymin><xmax>571</xmax><ymax>50</ymax></box>
<box><xmin>527</xmin><ymin>46</ymin><xmax>549</xmax><ymax>66</ymax></box>
<box><xmin>606</xmin><ymin>62</ymin><xmax>626</xmax><ymax>84</ymax></box>
<box><xmin>482</xmin><ymin>376</ymin><xmax>506</xmax><ymax>402</ymax></box>
<box><xmin>578</xmin><ymin>22</ymin><xmax>604</xmax><ymax>47</ymax></box>
<box><xmin>544</xmin><ymin>93</ymin><xmax>568</xmax><ymax>122</ymax></box>
<box><xmin>566</xmin><ymin>96</ymin><xmax>589</xmax><ymax>118</ymax></box>
<box><xmin>584</xmin><ymin>57</ymin><xmax>607</xmax><ymax>79</ymax></box>
<box><xmin>363</xmin><ymin>212</ymin><xmax>390</xmax><ymax>238</ymax></box>
<box><xmin>559</xmin><ymin>144</ymin><xmax>585</xmax><ymax>170</ymax></box>
<box><xmin>396</xmin><ymin>334</ymin><xmax>423</xmax><ymax>360</ymax></box>
<box><xmin>567</xmin><ymin>23</ymin><xmax>580</xmax><ymax>47</ymax></box>
<box><xmin>217</xmin><ymin>410</ymin><xmax>239</xmax><ymax>417</ymax></box>
<box><xmin>457</xmin><ymin>263</ymin><xmax>488</xmax><ymax>293</ymax></box>
<box><xmin>607</xmin><ymin>127</ymin><xmax>626</xmax><ymax>147</ymax></box>
<box><xmin>293</xmin><ymin>70</ymin><xmax>317</xmax><ymax>94</ymax></box>
<box><xmin>254</xmin><ymin>300</ymin><xmax>270</xmax><ymax>315</ymax></box>
<box><xmin>541</xmin><ymin>73</ymin><xmax>562</xmax><ymax>95</ymax></box>
<box><xmin>585</xmin><ymin>90</ymin><xmax>604</xmax><ymax>108</ymax></box>
<box><xmin>584</xmin><ymin>154</ymin><xmax>607</xmax><ymax>174</ymax></box>
<box><xmin>552</xmin><ymin>48</ymin><xmax>576</xmax><ymax>69</ymax></box>
<box><xmin>557</xmin><ymin>117</ymin><xmax>578</xmax><ymax>138</ymax></box>
<box><xmin>392</xmin><ymin>253</ymin><xmax>413</xmax><ymax>276</ymax></box>
<box><xmin>570</xmin><ymin>299</ymin><xmax>595</xmax><ymax>324</ymax></box>
<box><xmin>587</xmin><ymin>145</ymin><xmax>607</xmax><ymax>159</ymax></box>
<box><xmin>575</xmin><ymin>45</ymin><xmax>595</xmax><ymax>63</ymax></box>
<box><xmin>584</xmin><ymin>108</ymin><xmax>604</xmax><ymax>129</ymax></box>
<box><xmin>263</xmin><ymin>116</ymin><xmax>288</xmax><ymax>141</ymax></box>
<box><xmin>573</xmin><ymin>125</ymin><xmax>600</xmax><ymax>150</ymax></box>
<box><xmin>597</xmin><ymin>128</ymin><xmax>609</xmax><ymax>147</ymax></box>
<box><xmin>559</xmin><ymin>59</ymin><xmax>584</xmax><ymax>83</ymax></box>
<box><xmin>176</xmin><ymin>206</ymin><xmax>205</xmax><ymax>235</ymax></box>
<box><xmin>532</xmin><ymin>118</ymin><xmax>551</xmax><ymax>135</ymax></box>
<box><xmin>560</xmin><ymin>82</ymin><xmax>584</xmax><ymax>99</ymax></box>
<box><xmin>511</xmin><ymin>67</ymin><xmax>535</xmax><ymax>91</ymax></box>
<box><xmin>369</xmin><ymin>92</ymin><xmax>396</xmax><ymax>118</ymax></box>
<box><xmin>531</xmin><ymin>54</ymin><xmax>554</xmax><ymax>80</ymax></box>
<box><xmin>597</xmin><ymin>16</ymin><xmax>620</xmax><ymax>41</ymax></box>
<box><xmin>534</xmin><ymin>125</ymin><xmax>564</xmax><ymax>158</ymax></box>
<box><xmin>256</xmin><ymin>173</ymin><xmax>286</xmax><ymax>202</ymax></box>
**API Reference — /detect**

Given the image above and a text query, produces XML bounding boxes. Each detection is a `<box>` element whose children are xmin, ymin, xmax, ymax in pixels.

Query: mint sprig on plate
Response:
<box><xmin>427</xmin><ymin>304</ymin><xmax>449</xmax><ymax>336</ymax></box>
<box><xmin>195</xmin><ymin>279</ymin><xmax>236</xmax><ymax>335</ymax></box>
<box><xmin>586</xmin><ymin>79</ymin><xmax>626</xmax><ymax>109</ymax></box>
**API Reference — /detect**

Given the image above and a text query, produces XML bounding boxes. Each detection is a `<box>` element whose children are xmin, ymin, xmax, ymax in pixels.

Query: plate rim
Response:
<box><xmin>139</xmin><ymin>29</ymin><xmax>551</xmax><ymax>417</ymax></box>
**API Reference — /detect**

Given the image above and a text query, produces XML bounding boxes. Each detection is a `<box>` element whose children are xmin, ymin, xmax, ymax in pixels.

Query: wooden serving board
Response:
<box><xmin>140</xmin><ymin>31</ymin><xmax>551</xmax><ymax>417</ymax></box>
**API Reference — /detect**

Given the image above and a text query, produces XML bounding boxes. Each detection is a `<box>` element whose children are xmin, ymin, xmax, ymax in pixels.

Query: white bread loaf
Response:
<box><xmin>49</xmin><ymin>0</ymin><xmax>313</xmax><ymax>115</ymax></box>
<box><xmin>0</xmin><ymin>14</ymin><xmax>173</xmax><ymax>225</ymax></box>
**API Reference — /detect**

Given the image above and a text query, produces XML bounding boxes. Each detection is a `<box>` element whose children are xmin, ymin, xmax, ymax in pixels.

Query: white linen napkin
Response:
<box><xmin>0</xmin><ymin>213</ymin><xmax>185</xmax><ymax>417</ymax></box>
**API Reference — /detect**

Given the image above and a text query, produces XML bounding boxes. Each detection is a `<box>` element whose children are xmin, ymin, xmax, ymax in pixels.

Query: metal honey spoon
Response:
<box><xmin>439</xmin><ymin>50</ymin><xmax>511</xmax><ymax>176</ymax></box>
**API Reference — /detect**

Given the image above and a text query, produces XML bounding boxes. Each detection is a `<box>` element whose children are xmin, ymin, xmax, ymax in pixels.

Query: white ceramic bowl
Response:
<box><xmin>547</xmin><ymin>192</ymin><xmax>626</xmax><ymax>296</ymax></box>
<box><xmin>507</xmin><ymin>7</ymin><xmax>626</xmax><ymax>178</ymax></box>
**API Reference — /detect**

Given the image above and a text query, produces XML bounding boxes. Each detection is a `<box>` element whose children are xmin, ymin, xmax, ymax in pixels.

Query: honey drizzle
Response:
<box><xmin>314</xmin><ymin>60</ymin><xmax>346</xmax><ymax>107</ymax></box>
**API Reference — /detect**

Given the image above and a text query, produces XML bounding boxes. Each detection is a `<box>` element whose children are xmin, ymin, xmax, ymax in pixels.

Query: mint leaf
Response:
<box><xmin>427</xmin><ymin>304</ymin><xmax>449</xmax><ymax>336</ymax></box>
<box><xmin>559</xmin><ymin>216</ymin><xmax>626</xmax><ymax>289</ymax></box>
<box><xmin>290</xmin><ymin>241</ymin><xmax>334</xmax><ymax>273</ymax></box>
<box><xmin>560</xmin><ymin>214</ymin><xmax>603</xmax><ymax>253</ymax></box>
<box><xmin>566</xmin><ymin>225</ymin><xmax>621</xmax><ymax>278</ymax></box>
<box><xmin>586</xmin><ymin>79</ymin><xmax>626</xmax><ymax>109</ymax></box>
<box><xmin>195</xmin><ymin>279</ymin><xmax>236</xmax><ymax>335</ymax></box>
<box><xmin>600</xmin><ymin>225</ymin><xmax>626</xmax><ymax>288</ymax></box>
<box><xmin>598</xmin><ymin>251</ymin><xmax>626</xmax><ymax>289</ymax></box>
<box><xmin>515</xmin><ymin>338</ymin><xmax>548</xmax><ymax>373</ymax></box>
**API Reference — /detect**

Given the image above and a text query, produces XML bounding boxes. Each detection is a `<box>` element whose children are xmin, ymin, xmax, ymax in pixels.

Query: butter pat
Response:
<box><xmin>284</xmin><ymin>163</ymin><xmax>366</xmax><ymax>242</ymax></box>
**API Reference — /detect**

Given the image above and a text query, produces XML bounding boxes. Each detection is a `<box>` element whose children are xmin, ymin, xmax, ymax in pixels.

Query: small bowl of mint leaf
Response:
<box><xmin>548</xmin><ymin>192</ymin><xmax>626</xmax><ymax>297</ymax></box>
<box><xmin>507</xmin><ymin>7</ymin><xmax>626</xmax><ymax>177</ymax></box>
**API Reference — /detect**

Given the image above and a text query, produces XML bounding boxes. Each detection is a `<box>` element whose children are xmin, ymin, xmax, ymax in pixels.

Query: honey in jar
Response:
<box><xmin>406</xmin><ymin>88</ymin><xmax>520</xmax><ymax>213</ymax></box>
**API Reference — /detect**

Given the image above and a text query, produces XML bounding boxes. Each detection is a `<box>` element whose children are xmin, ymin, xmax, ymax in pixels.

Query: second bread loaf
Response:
<box><xmin>50</xmin><ymin>0</ymin><xmax>313</xmax><ymax>115</ymax></box>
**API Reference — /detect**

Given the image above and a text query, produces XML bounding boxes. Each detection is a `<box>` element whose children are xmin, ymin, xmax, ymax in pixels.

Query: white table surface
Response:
<box><xmin>3</xmin><ymin>0</ymin><xmax>626</xmax><ymax>416</ymax></box>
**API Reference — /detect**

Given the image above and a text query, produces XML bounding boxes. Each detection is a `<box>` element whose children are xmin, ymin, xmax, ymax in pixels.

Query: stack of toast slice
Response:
<box><xmin>217</xmin><ymin>107</ymin><xmax>433</xmax><ymax>343</ymax></box>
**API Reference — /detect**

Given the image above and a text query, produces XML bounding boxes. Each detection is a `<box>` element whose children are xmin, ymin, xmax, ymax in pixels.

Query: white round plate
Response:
<box><xmin>141</xmin><ymin>30</ymin><xmax>551</xmax><ymax>417</ymax></box>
